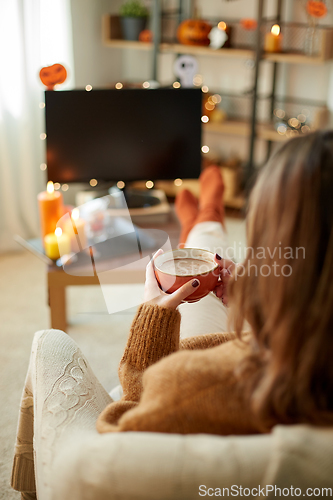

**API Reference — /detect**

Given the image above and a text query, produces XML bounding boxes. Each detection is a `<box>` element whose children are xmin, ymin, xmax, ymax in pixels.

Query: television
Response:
<box><xmin>45</xmin><ymin>88</ymin><xmax>202</xmax><ymax>185</ymax></box>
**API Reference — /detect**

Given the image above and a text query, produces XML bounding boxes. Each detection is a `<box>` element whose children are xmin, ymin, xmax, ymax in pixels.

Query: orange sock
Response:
<box><xmin>195</xmin><ymin>165</ymin><xmax>225</xmax><ymax>227</ymax></box>
<box><xmin>175</xmin><ymin>189</ymin><xmax>199</xmax><ymax>247</ymax></box>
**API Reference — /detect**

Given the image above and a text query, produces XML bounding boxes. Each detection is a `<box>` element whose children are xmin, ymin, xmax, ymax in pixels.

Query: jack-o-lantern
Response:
<box><xmin>306</xmin><ymin>0</ymin><xmax>327</xmax><ymax>18</ymax></box>
<box><xmin>139</xmin><ymin>29</ymin><xmax>153</xmax><ymax>42</ymax></box>
<box><xmin>39</xmin><ymin>64</ymin><xmax>67</xmax><ymax>90</ymax></box>
<box><xmin>177</xmin><ymin>19</ymin><xmax>211</xmax><ymax>46</ymax></box>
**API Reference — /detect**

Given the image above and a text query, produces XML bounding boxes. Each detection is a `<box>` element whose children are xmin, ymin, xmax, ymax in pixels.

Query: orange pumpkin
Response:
<box><xmin>39</xmin><ymin>64</ymin><xmax>67</xmax><ymax>90</ymax></box>
<box><xmin>177</xmin><ymin>19</ymin><xmax>211</xmax><ymax>46</ymax></box>
<box><xmin>306</xmin><ymin>0</ymin><xmax>327</xmax><ymax>18</ymax></box>
<box><xmin>139</xmin><ymin>29</ymin><xmax>153</xmax><ymax>42</ymax></box>
<box><xmin>240</xmin><ymin>18</ymin><xmax>258</xmax><ymax>30</ymax></box>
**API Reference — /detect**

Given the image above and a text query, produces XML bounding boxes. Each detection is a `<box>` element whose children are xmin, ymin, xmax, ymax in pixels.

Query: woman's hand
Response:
<box><xmin>213</xmin><ymin>254</ymin><xmax>236</xmax><ymax>307</ymax></box>
<box><xmin>144</xmin><ymin>249</ymin><xmax>200</xmax><ymax>310</ymax></box>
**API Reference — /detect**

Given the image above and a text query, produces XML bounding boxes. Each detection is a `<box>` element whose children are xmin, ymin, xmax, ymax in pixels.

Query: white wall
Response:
<box><xmin>70</xmin><ymin>0</ymin><xmax>123</xmax><ymax>87</ymax></box>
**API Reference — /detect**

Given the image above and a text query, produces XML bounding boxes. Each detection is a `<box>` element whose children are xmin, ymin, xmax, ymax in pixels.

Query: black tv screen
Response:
<box><xmin>45</xmin><ymin>88</ymin><xmax>202</xmax><ymax>184</ymax></box>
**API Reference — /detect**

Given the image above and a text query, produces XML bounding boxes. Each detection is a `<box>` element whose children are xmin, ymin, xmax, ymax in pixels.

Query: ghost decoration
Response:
<box><xmin>173</xmin><ymin>55</ymin><xmax>198</xmax><ymax>88</ymax></box>
<box><xmin>209</xmin><ymin>26</ymin><xmax>228</xmax><ymax>49</ymax></box>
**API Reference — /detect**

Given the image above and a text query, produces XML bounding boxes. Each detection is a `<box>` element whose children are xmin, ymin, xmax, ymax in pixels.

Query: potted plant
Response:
<box><xmin>120</xmin><ymin>0</ymin><xmax>149</xmax><ymax>41</ymax></box>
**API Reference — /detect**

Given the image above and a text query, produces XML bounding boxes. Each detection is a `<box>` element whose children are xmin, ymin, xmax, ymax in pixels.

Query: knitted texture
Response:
<box><xmin>118</xmin><ymin>304</ymin><xmax>181</xmax><ymax>403</ymax></box>
<box><xmin>12</xmin><ymin>329</ymin><xmax>112</xmax><ymax>498</ymax></box>
<box><xmin>96</xmin><ymin>305</ymin><xmax>260</xmax><ymax>435</ymax></box>
<box><xmin>11</xmin><ymin>330</ymin><xmax>333</xmax><ymax>499</ymax></box>
<box><xmin>179</xmin><ymin>331</ymin><xmax>237</xmax><ymax>350</ymax></box>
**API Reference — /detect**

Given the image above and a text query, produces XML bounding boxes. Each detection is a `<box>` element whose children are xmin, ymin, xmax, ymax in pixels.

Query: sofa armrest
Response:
<box><xmin>51</xmin><ymin>431</ymin><xmax>273</xmax><ymax>500</ymax></box>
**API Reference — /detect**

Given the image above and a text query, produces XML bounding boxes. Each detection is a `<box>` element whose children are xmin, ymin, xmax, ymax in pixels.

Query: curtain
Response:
<box><xmin>0</xmin><ymin>0</ymin><xmax>74</xmax><ymax>253</ymax></box>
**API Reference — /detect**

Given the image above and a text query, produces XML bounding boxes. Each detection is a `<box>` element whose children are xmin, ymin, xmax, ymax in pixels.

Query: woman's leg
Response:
<box><xmin>179</xmin><ymin>221</ymin><xmax>230</xmax><ymax>338</ymax></box>
<box><xmin>185</xmin><ymin>221</ymin><xmax>229</xmax><ymax>257</ymax></box>
<box><xmin>11</xmin><ymin>329</ymin><xmax>112</xmax><ymax>500</ymax></box>
<box><xmin>176</xmin><ymin>166</ymin><xmax>225</xmax><ymax>247</ymax></box>
<box><xmin>177</xmin><ymin>167</ymin><xmax>231</xmax><ymax>337</ymax></box>
<box><xmin>174</xmin><ymin>189</ymin><xmax>199</xmax><ymax>248</ymax></box>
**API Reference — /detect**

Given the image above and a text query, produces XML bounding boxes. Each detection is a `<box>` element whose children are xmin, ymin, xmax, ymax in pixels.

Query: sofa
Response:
<box><xmin>11</xmin><ymin>328</ymin><xmax>333</xmax><ymax>500</ymax></box>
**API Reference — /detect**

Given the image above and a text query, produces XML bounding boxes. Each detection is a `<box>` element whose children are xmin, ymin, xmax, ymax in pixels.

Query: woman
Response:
<box><xmin>96</xmin><ymin>129</ymin><xmax>333</xmax><ymax>434</ymax></box>
<box><xmin>12</xmin><ymin>131</ymin><xmax>333</xmax><ymax>497</ymax></box>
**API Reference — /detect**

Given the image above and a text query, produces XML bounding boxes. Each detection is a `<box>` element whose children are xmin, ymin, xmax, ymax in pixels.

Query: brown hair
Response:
<box><xmin>229</xmin><ymin>130</ymin><xmax>333</xmax><ymax>430</ymax></box>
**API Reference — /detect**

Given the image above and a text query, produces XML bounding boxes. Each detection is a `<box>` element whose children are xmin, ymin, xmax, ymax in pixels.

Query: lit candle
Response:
<box><xmin>44</xmin><ymin>227</ymin><xmax>71</xmax><ymax>261</ymax></box>
<box><xmin>217</xmin><ymin>21</ymin><xmax>232</xmax><ymax>48</ymax></box>
<box><xmin>63</xmin><ymin>208</ymin><xmax>87</xmax><ymax>252</ymax></box>
<box><xmin>38</xmin><ymin>181</ymin><xmax>64</xmax><ymax>244</ymax></box>
<box><xmin>71</xmin><ymin>208</ymin><xmax>87</xmax><ymax>250</ymax></box>
<box><xmin>264</xmin><ymin>24</ymin><xmax>282</xmax><ymax>53</ymax></box>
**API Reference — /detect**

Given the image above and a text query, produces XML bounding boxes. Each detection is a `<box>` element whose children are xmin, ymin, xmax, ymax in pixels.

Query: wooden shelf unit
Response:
<box><xmin>102</xmin><ymin>15</ymin><xmax>333</xmax><ymax>65</ymax></box>
<box><xmin>102</xmin><ymin>6</ymin><xmax>333</xmax><ymax>185</ymax></box>
<box><xmin>103</xmin><ymin>39</ymin><xmax>333</xmax><ymax>65</ymax></box>
<box><xmin>204</xmin><ymin>121</ymin><xmax>289</xmax><ymax>142</ymax></box>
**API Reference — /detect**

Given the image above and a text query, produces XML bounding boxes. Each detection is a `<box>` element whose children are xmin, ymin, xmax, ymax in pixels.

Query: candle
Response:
<box><xmin>44</xmin><ymin>227</ymin><xmax>71</xmax><ymax>261</ymax></box>
<box><xmin>265</xmin><ymin>24</ymin><xmax>282</xmax><ymax>53</ymax></box>
<box><xmin>217</xmin><ymin>21</ymin><xmax>232</xmax><ymax>48</ymax></box>
<box><xmin>63</xmin><ymin>208</ymin><xmax>87</xmax><ymax>252</ymax></box>
<box><xmin>38</xmin><ymin>181</ymin><xmax>64</xmax><ymax>244</ymax></box>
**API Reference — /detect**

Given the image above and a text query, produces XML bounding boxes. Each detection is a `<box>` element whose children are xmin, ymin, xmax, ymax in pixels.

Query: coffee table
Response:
<box><xmin>48</xmin><ymin>210</ymin><xmax>180</xmax><ymax>332</ymax></box>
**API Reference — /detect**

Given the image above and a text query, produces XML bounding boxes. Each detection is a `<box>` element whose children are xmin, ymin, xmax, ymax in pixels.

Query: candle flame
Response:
<box><xmin>55</xmin><ymin>227</ymin><xmax>62</xmax><ymax>237</ymax></box>
<box><xmin>71</xmin><ymin>208</ymin><xmax>79</xmax><ymax>221</ymax></box>
<box><xmin>47</xmin><ymin>181</ymin><xmax>54</xmax><ymax>194</ymax></box>
<box><xmin>218</xmin><ymin>21</ymin><xmax>227</xmax><ymax>31</ymax></box>
<box><xmin>271</xmin><ymin>24</ymin><xmax>280</xmax><ymax>36</ymax></box>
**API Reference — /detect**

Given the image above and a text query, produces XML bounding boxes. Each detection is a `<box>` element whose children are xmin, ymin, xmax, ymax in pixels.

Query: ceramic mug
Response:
<box><xmin>153</xmin><ymin>248</ymin><xmax>219</xmax><ymax>303</ymax></box>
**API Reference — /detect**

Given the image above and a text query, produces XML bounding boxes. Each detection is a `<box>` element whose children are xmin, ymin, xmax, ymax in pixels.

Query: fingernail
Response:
<box><xmin>215</xmin><ymin>253</ymin><xmax>222</xmax><ymax>260</ymax></box>
<box><xmin>192</xmin><ymin>279</ymin><xmax>200</xmax><ymax>287</ymax></box>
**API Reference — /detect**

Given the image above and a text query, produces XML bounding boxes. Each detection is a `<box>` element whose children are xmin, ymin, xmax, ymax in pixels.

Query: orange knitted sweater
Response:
<box><xmin>96</xmin><ymin>304</ymin><xmax>261</xmax><ymax>435</ymax></box>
